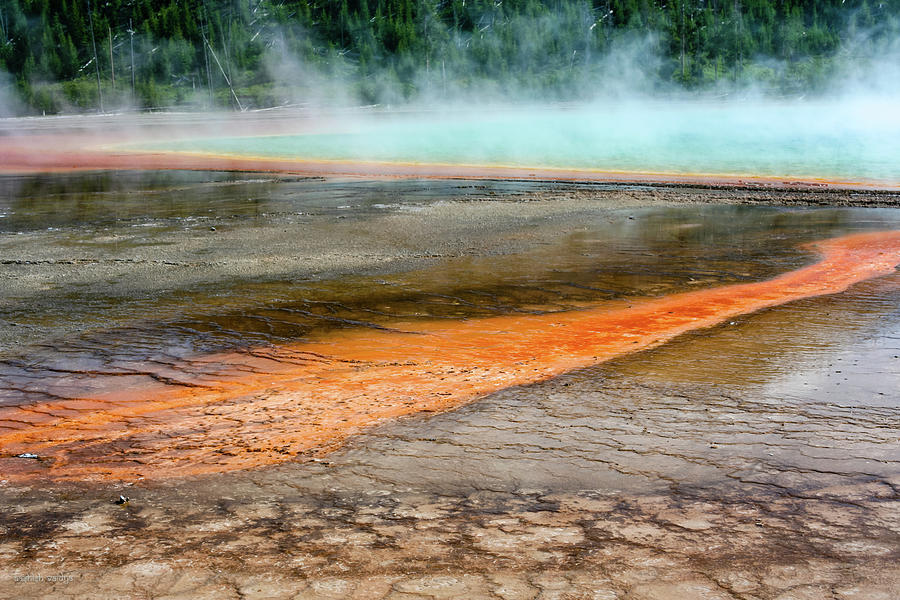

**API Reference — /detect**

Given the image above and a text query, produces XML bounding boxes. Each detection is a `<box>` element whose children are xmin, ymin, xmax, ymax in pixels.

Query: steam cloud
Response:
<box><xmin>241</xmin><ymin>13</ymin><xmax>900</xmax><ymax>113</ymax></box>
<box><xmin>0</xmin><ymin>68</ymin><xmax>23</xmax><ymax>117</ymax></box>
<box><xmin>0</xmin><ymin>6</ymin><xmax>897</xmax><ymax>122</ymax></box>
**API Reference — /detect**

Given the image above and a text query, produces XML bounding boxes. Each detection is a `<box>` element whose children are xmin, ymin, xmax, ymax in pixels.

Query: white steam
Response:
<box><xmin>0</xmin><ymin>68</ymin><xmax>23</xmax><ymax>117</ymax></box>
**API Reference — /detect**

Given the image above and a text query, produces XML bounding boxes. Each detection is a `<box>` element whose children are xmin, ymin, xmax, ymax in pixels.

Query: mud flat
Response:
<box><xmin>0</xmin><ymin>162</ymin><xmax>899</xmax><ymax>596</ymax></box>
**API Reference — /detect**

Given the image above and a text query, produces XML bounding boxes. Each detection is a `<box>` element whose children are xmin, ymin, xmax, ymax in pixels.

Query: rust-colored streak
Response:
<box><xmin>1</xmin><ymin>231</ymin><xmax>899</xmax><ymax>481</ymax></box>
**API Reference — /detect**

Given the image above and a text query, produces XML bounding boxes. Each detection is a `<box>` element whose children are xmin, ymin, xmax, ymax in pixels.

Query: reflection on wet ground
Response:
<box><xmin>0</xmin><ymin>172</ymin><xmax>898</xmax><ymax>598</ymax></box>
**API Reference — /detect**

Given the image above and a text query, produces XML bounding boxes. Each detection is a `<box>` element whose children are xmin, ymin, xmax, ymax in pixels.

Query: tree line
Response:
<box><xmin>0</xmin><ymin>0</ymin><xmax>896</xmax><ymax>113</ymax></box>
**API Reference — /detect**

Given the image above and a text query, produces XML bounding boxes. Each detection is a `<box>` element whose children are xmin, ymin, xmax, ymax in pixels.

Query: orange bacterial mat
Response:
<box><xmin>1</xmin><ymin>230</ymin><xmax>899</xmax><ymax>481</ymax></box>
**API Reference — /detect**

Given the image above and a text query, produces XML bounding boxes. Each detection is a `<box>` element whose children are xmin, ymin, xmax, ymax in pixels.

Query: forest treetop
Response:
<box><xmin>0</xmin><ymin>0</ymin><xmax>897</xmax><ymax>114</ymax></box>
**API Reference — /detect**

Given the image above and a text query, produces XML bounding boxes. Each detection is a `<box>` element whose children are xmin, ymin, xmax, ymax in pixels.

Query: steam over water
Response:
<box><xmin>148</xmin><ymin>101</ymin><xmax>900</xmax><ymax>184</ymax></box>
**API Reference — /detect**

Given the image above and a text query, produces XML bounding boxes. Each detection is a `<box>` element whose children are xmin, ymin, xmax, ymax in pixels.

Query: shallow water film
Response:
<box><xmin>0</xmin><ymin>172</ymin><xmax>899</xmax><ymax>599</ymax></box>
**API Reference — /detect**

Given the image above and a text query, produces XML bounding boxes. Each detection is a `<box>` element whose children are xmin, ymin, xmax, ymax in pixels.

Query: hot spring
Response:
<box><xmin>135</xmin><ymin>100</ymin><xmax>900</xmax><ymax>186</ymax></box>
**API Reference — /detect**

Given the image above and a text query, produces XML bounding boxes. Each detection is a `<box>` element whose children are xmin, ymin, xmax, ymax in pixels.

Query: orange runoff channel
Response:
<box><xmin>1</xmin><ymin>230</ymin><xmax>899</xmax><ymax>481</ymax></box>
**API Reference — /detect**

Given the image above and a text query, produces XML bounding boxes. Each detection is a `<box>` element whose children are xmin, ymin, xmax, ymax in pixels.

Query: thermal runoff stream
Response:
<box><xmin>2</xmin><ymin>228</ymin><xmax>898</xmax><ymax>481</ymax></box>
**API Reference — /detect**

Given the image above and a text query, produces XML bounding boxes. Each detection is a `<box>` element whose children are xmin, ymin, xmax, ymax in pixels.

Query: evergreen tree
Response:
<box><xmin>0</xmin><ymin>0</ymin><xmax>894</xmax><ymax>113</ymax></box>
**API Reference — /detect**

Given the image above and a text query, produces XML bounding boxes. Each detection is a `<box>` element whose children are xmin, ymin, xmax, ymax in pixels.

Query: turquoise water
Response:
<box><xmin>152</xmin><ymin>101</ymin><xmax>900</xmax><ymax>182</ymax></box>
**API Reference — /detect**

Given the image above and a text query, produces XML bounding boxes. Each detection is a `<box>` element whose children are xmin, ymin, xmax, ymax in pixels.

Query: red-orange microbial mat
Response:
<box><xmin>1</xmin><ymin>231</ymin><xmax>899</xmax><ymax>481</ymax></box>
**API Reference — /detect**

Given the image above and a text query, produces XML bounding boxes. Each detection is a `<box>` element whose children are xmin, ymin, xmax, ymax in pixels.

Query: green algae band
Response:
<box><xmin>150</xmin><ymin>102</ymin><xmax>900</xmax><ymax>183</ymax></box>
